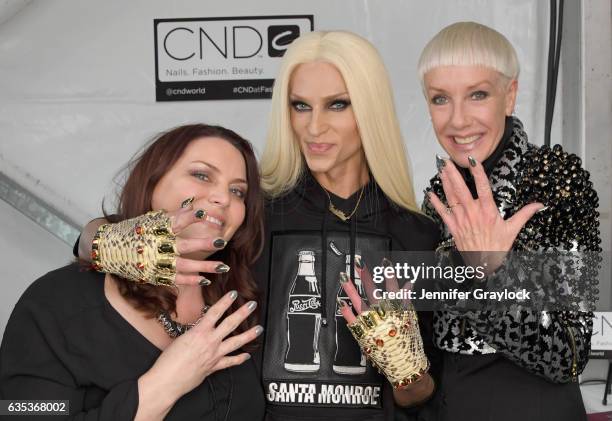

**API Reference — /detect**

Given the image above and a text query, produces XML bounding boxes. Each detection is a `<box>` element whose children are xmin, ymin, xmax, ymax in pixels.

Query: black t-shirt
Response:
<box><xmin>253</xmin><ymin>174</ymin><xmax>441</xmax><ymax>421</ymax></box>
<box><xmin>0</xmin><ymin>264</ymin><xmax>265</xmax><ymax>420</ymax></box>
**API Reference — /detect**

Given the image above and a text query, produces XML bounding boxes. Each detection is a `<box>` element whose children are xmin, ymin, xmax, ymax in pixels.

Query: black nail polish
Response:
<box><xmin>215</xmin><ymin>264</ymin><xmax>230</xmax><ymax>273</ymax></box>
<box><xmin>436</xmin><ymin>154</ymin><xmax>446</xmax><ymax>172</ymax></box>
<box><xmin>195</xmin><ymin>209</ymin><xmax>206</xmax><ymax>219</ymax></box>
<box><xmin>468</xmin><ymin>156</ymin><xmax>477</xmax><ymax>168</ymax></box>
<box><xmin>213</xmin><ymin>238</ymin><xmax>227</xmax><ymax>249</ymax></box>
<box><xmin>199</xmin><ymin>277</ymin><xmax>211</xmax><ymax>286</ymax></box>
<box><xmin>382</xmin><ymin>257</ymin><xmax>393</xmax><ymax>267</ymax></box>
<box><xmin>181</xmin><ymin>196</ymin><xmax>195</xmax><ymax>209</ymax></box>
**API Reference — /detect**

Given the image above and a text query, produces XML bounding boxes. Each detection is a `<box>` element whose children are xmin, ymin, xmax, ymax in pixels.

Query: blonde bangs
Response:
<box><xmin>418</xmin><ymin>22</ymin><xmax>519</xmax><ymax>83</ymax></box>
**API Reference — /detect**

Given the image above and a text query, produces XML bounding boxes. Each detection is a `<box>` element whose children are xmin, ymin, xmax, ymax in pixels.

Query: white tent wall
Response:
<box><xmin>0</xmin><ymin>0</ymin><xmax>610</xmax><ymax>391</ymax></box>
<box><xmin>0</xmin><ymin>199</ymin><xmax>71</xmax><ymax>333</ymax></box>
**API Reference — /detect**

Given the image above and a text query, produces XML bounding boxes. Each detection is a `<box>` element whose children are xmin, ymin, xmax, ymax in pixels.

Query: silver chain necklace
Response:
<box><xmin>156</xmin><ymin>305</ymin><xmax>209</xmax><ymax>338</ymax></box>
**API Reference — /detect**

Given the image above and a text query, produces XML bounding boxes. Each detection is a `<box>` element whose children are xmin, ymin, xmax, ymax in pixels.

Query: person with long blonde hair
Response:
<box><xmin>261</xmin><ymin>31</ymin><xmax>419</xmax><ymax>213</ymax></box>
<box><xmin>255</xmin><ymin>31</ymin><xmax>438</xmax><ymax>421</ymax></box>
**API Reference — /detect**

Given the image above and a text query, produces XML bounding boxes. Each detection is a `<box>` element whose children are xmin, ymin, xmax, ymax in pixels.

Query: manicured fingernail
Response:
<box><xmin>468</xmin><ymin>156</ymin><xmax>477</xmax><ymax>167</ymax></box>
<box><xmin>336</xmin><ymin>297</ymin><xmax>346</xmax><ymax>307</ymax></box>
<box><xmin>245</xmin><ymin>353</ymin><xmax>252</xmax><ymax>360</ymax></box>
<box><xmin>339</xmin><ymin>272</ymin><xmax>349</xmax><ymax>284</ymax></box>
<box><xmin>195</xmin><ymin>209</ymin><xmax>207</xmax><ymax>219</ymax></box>
<box><xmin>382</xmin><ymin>257</ymin><xmax>393</xmax><ymax>267</ymax></box>
<box><xmin>436</xmin><ymin>154</ymin><xmax>446</xmax><ymax>172</ymax></box>
<box><xmin>215</xmin><ymin>264</ymin><xmax>230</xmax><ymax>273</ymax></box>
<box><xmin>213</xmin><ymin>238</ymin><xmax>227</xmax><ymax>249</ymax></box>
<box><xmin>247</xmin><ymin>301</ymin><xmax>257</xmax><ymax>311</ymax></box>
<box><xmin>199</xmin><ymin>277</ymin><xmax>211</xmax><ymax>286</ymax></box>
<box><xmin>354</xmin><ymin>255</ymin><xmax>363</xmax><ymax>269</ymax></box>
<box><xmin>229</xmin><ymin>290</ymin><xmax>238</xmax><ymax>300</ymax></box>
<box><xmin>181</xmin><ymin>196</ymin><xmax>195</xmax><ymax>209</ymax></box>
<box><xmin>255</xmin><ymin>325</ymin><xmax>264</xmax><ymax>336</ymax></box>
<box><xmin>536</xmin><ymin>205</ymin><xmax>549</xmax><ymax>214</ymax></box>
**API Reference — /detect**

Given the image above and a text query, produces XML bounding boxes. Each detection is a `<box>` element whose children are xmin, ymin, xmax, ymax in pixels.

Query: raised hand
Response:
<box><xmin>158</xmin><ymin>204</ymin><xmax>232</xmax><ymax>285</ymax></box>
<box><xmin>135</xmin><ymin>291</ymin><xmax>263</xmax><ymax>419</ymax></box>
<box><xmin>83</xmin><ymin>200</ymin><xmax>231</xmax><ymax>286</ymax></box>
<box><xmin>337</xmin><ymin>259</ymin><xmax>429</xmax><ymax>395</ymax></box>
<box><xmin>428</xmin><ymin>157</ymin><xmax>544</xmax><ymax>270</ymax></box>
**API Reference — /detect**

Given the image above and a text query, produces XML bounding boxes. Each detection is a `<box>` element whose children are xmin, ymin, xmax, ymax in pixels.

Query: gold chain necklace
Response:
<box><xmin>323</xmin><ymin>186</ymin><xmax>365</xmax><ymax>222</ymax></box>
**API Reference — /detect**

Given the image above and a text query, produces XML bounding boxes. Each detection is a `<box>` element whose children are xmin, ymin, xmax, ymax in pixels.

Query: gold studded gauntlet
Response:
<box><xmin>348</xmin><ymin>301</ymin><xmax>429</xmax><ymax>389</ymax></box>
<box><xmin>91</xmin><ymin>210</ymin><xmax>178</xmax><ymax>286</ymax></box>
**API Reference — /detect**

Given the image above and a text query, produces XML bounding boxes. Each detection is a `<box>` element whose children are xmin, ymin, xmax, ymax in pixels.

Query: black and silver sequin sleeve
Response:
<box><xmin>423</xmin><ymin>140</ymin><xmax>601</xmax><ymax>383</ymax></box>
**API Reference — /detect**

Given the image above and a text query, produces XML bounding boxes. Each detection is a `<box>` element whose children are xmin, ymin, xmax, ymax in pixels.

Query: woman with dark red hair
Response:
<box><xmin>0</xmin><ymin>124</ymin><xmax>266</xmax><ymax>420</ymax></box>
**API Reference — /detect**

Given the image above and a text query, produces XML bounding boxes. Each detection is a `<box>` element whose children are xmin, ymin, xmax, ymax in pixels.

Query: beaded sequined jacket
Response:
<box><xmin>422</xmin><ymin>117</ymin><xmax>601</xmax><ymax>383</ymax></box>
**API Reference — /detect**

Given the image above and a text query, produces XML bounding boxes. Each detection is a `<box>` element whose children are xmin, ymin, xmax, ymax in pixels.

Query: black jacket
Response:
<box><xmin>253</xmin><ymin>171</ymin><xmax>440</xmax><ymax>421</ymax></box>
<box><xmin>422</xmin><ymin>117</ymin><xmax>600</xmax><ymax>421</ymax></box>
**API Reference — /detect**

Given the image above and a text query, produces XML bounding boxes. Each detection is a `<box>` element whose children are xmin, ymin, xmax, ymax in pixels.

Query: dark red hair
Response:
<box><xmin>106</xmin><ymin>124</ymin><xmax>263</xmax><ymax>335</ymax></box>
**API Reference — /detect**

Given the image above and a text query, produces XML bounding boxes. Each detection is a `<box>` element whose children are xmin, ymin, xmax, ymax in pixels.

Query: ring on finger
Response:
<box><xmin>446</xmin><ymin>202</ymin><xmax>461</xmax><ymax>214</ymax></box>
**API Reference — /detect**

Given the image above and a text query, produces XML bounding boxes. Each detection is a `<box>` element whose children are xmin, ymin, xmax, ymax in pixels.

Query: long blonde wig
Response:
<box><xmin>260</xmin><ymin>31</ymin><xmax>419</xmax><ymax>214</ymax></box>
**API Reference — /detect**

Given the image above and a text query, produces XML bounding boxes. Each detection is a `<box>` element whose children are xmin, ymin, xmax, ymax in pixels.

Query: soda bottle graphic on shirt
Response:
<box><xmin>284</xmin><ymin>250</ymin><xmax>322</xmax><ymax>372</ymax></box>
<box><xmin>334</xmin><ymin>254</ymin><xmax>367</xmax><ymax>374</ymax></box>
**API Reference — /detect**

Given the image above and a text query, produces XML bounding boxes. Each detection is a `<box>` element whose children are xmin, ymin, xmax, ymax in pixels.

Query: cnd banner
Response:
<box><xmin>154</xmin><ymin>15</ymin><xmax>314</xmax><ymax>101</ymax></box>
<box><xmin>589</xmin><ymin>312</ymin><xmax>612</xmax><ymax>359</ymax></box>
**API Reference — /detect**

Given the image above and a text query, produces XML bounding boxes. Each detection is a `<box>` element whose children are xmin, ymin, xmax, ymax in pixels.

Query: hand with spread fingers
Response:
<box><xmin>427</xmin><ymin>156</ymin><xmax>544</xmax><ymax>271</ymax></box>
<box><xmin>87</xmin><ymin>197</ymin><xmax>231</xmax><ymax>287</ymax></box>
<box><xmin>136</xmin><ymin>290</ymin><xmax>263</xmax><ymax>420</ymax></box>
<box><xmin>337</xmin><ymin>258</ymin><xmax>434</xmax><ymax>406</ymax></box>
